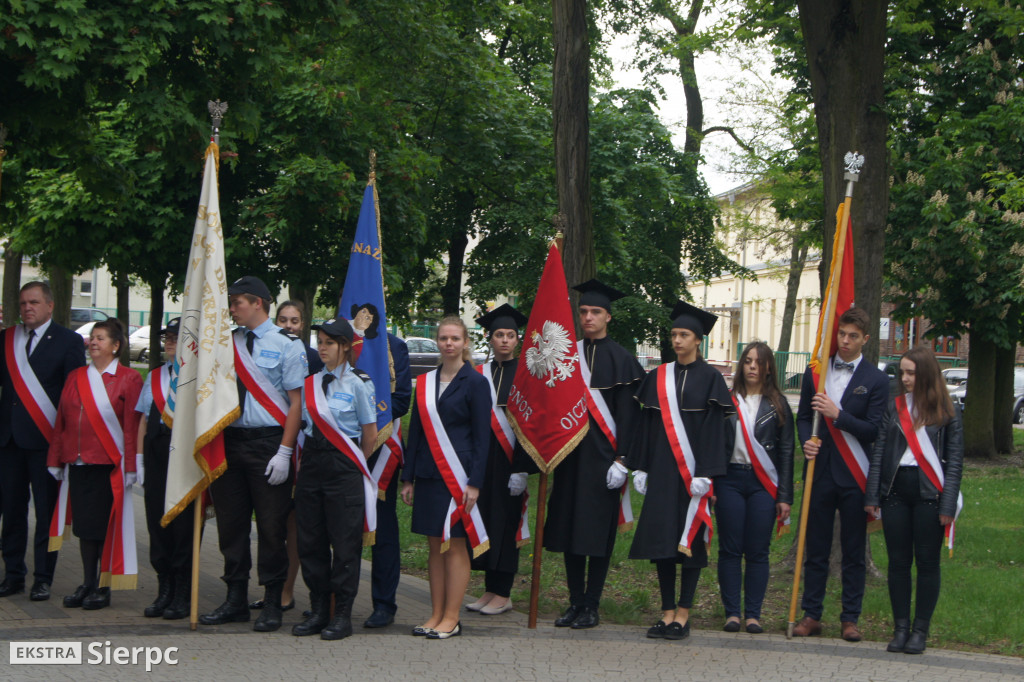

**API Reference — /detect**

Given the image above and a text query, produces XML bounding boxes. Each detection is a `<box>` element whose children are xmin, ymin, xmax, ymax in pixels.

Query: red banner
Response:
<box><xmin>506</xmin><ymin>244</ymin><xmax>589</xmax><ymax>473</ymax></box>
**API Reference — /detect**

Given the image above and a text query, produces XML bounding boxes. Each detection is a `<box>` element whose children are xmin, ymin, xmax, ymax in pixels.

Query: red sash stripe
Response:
<box><xmin>4</xmin><ymin>329</ymin><xmax>56</xmax><ymax>442</ymax></box>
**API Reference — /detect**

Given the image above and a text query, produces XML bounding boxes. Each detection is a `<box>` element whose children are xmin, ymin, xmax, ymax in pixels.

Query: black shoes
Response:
<box><xmin>199</xmin><ymin>582</ymin><xmax>250</xmax><ymax>625</ymax></box>
<box><xmin>664</xmin><ymin>621</ymin><xmax>690</xmax><ymax>641</ymax></box>
<box><xmin>887</xmin><ymin>619</ymin><xmax>911</xmax><ymax>653</ymax></box>
<box><xmin>29</xmin><ymin>582</ymin><xmax>51</xmax><ymax>602</ymax></box>
<box><xmin>322</xmin><ymin>603</ymin><xmax>354</xmax><ymax>641</ymax></box>
<box><xmin>363</xmin><ymin>606</ymin><xmax>396</xmax><ymax>628</ymax></box>
<box><xmin>63</xmin><ymin>584</ymin><xmax>91</xmax><ymax>608</ymax></box>
<box><xmin>144</xmin><ymin>574</ymin><xmax>173</xmax><ymax>617</ymax></box>
<box><xmin>554</xmin><ymin>604</ymin><xmax>582</xmax><ymax>627</ymax></box>
<box><xmin>570</xmin><ymin>606</ymin><xmax>599</xmax><ymax>629</ymax></box>
<box><xmin>904</xmin><ymin>618</ymin><xmax>929</xmax><ymax>655</ymax></box>
<box><xmin>723</xmin><ymin>619</ymin><xmax>741</xmax><ymax>633</ymax></box>
<box><xmin>647</xmin><ymin>621</ymin><xmax>669</xmax><ymax>638</ymax></box>
<box><xmin>746</xmin><ymin>621</ymin><xmax>764</xmax><ymax>634</ymax></box>
<box><xmin>293</xmin><ymin>593</ymin><xmax>330</xmax><ymax>637</ymax></box>
<box><xmin>253</xmin><ymin>582</ymin><xmax>284</xmax><ymax>632</ymax></box>
<box><xmin>0</xmin><ymin>579</ymin><xmax>25</xmax><ymax>598</ymax></box>
<box><xmin>82</xmin><ymin>587</ymin><xmax>111</xmax><ymax>610</ymax></box>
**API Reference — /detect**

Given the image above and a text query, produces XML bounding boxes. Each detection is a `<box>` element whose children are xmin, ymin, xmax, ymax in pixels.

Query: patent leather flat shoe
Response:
<box><xmin>570</xmin><ymin>606</ymin><xmax>599</xmax><ymax>629</ymax></box>
<box><xmin>412</xmin><ymin>625</ymin><xmax>435</xmax><ymax>636</ymax></box>
<box><xmin>427</xmin><ymin>622</ymin><xmax>461</xmax><ymax>640</ymax></box>
<box><xmin>29</xmin><ymin>582</ymin><xmax>51</xmax><ymax>602</ymax></box>
<box><xmin>554</xmin><ymin>604</ymin><xmax>582</xmax><ymax>627</ymax></box>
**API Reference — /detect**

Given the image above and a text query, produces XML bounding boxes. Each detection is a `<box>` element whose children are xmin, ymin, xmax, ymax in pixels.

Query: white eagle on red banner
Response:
<box><xmin>525</xmin><ymin>321</ymin><xmax>578</xmax><ymax>387</ymax></box>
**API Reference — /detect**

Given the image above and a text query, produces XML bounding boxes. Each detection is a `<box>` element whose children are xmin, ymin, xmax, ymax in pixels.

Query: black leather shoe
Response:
<box><xmin>82</xmin><ymin>587</ymin><xmax>111</xmax><ymax>610</ymax></box>
<box><xmin>887</xmin><ymin>619</ymin><xmax>910</xmax><ymax>652</ymax></box>
<box><xmin>0</xmin><ymin>579</ymin><xmax>25</xmax><ymax>598</ymax></box>
<box><xmin>29</xmin><ymin>582</ymin><xmax>51</xmax><ymax>602</ymax></box>
<box><xmin>664</xmin><ymin>621</ymin><xmax>691</xmax><ymax>641</ymax></box>
<box><xmin>364</xmin><ymin>606</ymin><xmax>395</xmax><ymax>628</ymax></box>
<box><xmin>199</xmin><ymin>582</ymin><xmax>250</xmax><ymax>625</ymax></box>
<box><xmin>570</xmin><ymin>606</ymin><xmax>599</xmax><ymax>629</ymax></box>
<box><xmin>723</xmin><ymin>619</ymin><xmax>741</xmax><ymax>632</ymax></box>
<box><xmin>904</xmin><ymin>619</ymin><xmax>929</xmax><ymax>655</ymax></box>
<box><xmin>321</xmin><ymin>615</ymin><xmax>354</xmax><ymax>641</ymax></box>
<box><xmin>745</xmin><ymin>621</ymin><xmax>764</xmax><ymax>634</ymax></box>
<box><xmin>63</xmin><ymin>584</ymin><xmax>91</xmax><ymax>608</ymax></box>
<box><xmin>144</xmin><ymin>575</ymin><xmax>173</xmax><ymax>617</ymax></box>
<box><xmin>647</xmin><ymin>621</ymin><xmax>669</xmax><ymax>638</ymax></box>
<box><xmin>554</xmin><ymin>604</ymin><xmax>582</xmax><ymax>627</ymax></box>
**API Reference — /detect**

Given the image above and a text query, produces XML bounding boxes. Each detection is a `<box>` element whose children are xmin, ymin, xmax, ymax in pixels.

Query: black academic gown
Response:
<box><xmin>627</xmin><ymin>358</ymin><xmax>732</xmax><ymax>566</ymax></box>
<box><xmin>470</xmin><ymin>358</ymin><xmax>527</xmax><ymax>574</ymax></box>
<box><xmin>543</xmin><ymin>337</ymin><xmax>644</xmax><ymax>558</ymax></box>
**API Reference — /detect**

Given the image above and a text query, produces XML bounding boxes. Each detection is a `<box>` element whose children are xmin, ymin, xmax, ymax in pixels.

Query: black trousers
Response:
<box><xmin>801</xmin><ymin>472</ymin><xmax>867</xmax><ymax>623</ymax></box>
<box><xmin>0</xmin><ymin>445</ymin><xmax>58</xmax><ymax>583</ymax></box>
<box><xmin>656</xmin><ymin>560</ymin><xmax>702</xmax><ymax>612</ymax></box>
<box><xmin>369</xmin><ymin>469</ymin><xmax>400</xmax><ymax>613</ymax></box>
<box><xmin>143</xmin><ymin>432</ymin><xmax>195</xmax><ymax>575</ymax></box>
<box><xmin>882</xmin><ymin>467</ymin><xmax>945</xmax><ymax>622</ymax></box>
<box><xmin>484</xmin><ymin>569</ymin><xmax>515</xmax><ymax>598</ymax></box>
<box><xmin>564</xmin><ymin>552</ymin><xmax>611</xmax><ymax>609</ymax></box>
<box><xmin>210</xmin><ymin>430</ymin><xmax>291</xmax><ymax>585</ymax></box>
<box><xmin>295</xmin><ymin>445</ymin><xmax>364</xmax><ymax>603</ymax></box>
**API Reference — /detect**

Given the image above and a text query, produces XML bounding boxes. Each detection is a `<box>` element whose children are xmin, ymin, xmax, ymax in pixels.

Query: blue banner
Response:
<box><xmin>339</xmin><ymin>182</ymin><xmax>392</xmax><ymax>438</ymax></box>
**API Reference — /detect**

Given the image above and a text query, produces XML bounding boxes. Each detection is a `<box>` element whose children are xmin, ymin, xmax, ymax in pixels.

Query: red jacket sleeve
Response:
<box><xmin>47</xmin><ymin>369</ymin><xmax>81</xmax><ymax>467</ymax></box>
<box><xmin>121</xmin><ymin>369</ymin><xmax>144</xmax><ymax>471</ymax></box>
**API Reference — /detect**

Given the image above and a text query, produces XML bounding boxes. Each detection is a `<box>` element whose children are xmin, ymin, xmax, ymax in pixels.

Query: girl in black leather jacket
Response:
<box><xmin>864</xmin><ymin>346</ymin><xmax>963</xmax><ymax>655</ymax></box>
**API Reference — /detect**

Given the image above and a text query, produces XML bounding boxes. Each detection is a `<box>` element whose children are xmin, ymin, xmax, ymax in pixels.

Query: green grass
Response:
<box><xmin>378</xmin><ymin>434</ymin><xmax>1024</xmax><ymax>656</ymax></box>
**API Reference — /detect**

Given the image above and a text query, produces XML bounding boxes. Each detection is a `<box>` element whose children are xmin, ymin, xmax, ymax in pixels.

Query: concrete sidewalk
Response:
<box><xmin>1</xmin><ymin>488</ymin><xmax>1021</xmax><ymax>681</ymax></box>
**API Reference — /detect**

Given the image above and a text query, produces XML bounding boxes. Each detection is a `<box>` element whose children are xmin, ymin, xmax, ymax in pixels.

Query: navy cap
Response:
<box><xmin>573</xmin><ymin>279</ymin><xmax>627</xmax><ymax>312</ymax></box>
<box><xmin>670</xmin><ymin>300</ymin><xmax>718</xmax><ymax>336</ymax></box>
<box><xmin>228</xmin><ymin>275</ymin><xmax>272</xmax><ymax>301</ymax></box>
<box><xmin>162</xmin><ymin>317</ymin><xmax>181</xmax><ymax>335</ymax></box>
<box><xmin>311</xmin><ymin>317</ymin><xmax>354</xmax><ymax>343</ymax></box>
<box><xmin>476</xmin><ymin>303</ymin><xmax>528</xmax><ymax>333</ymax></box>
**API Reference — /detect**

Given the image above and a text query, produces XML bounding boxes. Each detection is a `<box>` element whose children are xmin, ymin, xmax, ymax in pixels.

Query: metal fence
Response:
<box><xmin>733</xmin><ymin>342</ymin><xmax>811</xmax><ymax>391</ymax></box>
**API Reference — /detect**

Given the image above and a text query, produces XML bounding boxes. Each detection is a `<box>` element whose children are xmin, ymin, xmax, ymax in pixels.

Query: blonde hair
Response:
<box><xmin>436</xmin><ymin>315</ymin><xmax>474</xmax><ymax>365</ymax></box>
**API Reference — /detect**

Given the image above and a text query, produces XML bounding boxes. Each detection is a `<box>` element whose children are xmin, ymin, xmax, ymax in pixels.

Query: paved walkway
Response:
<box><xmin>1</xmin><ymin>490</ymin><xmax>1021</xmax><ymax>681</ymax></box>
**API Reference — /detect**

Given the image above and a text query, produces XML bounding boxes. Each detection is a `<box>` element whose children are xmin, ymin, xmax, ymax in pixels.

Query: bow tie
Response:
<box><xmin>834</xmin><ymin>360</ymin><xmax>855</xmax><ymax>371</ymax></box>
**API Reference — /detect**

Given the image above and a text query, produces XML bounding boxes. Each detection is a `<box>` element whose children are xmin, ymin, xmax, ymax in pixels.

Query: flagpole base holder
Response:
<box><xmin>786</xmin><ymin>622</ymin><xmax>794</xmax><ymax>639</ymax></box>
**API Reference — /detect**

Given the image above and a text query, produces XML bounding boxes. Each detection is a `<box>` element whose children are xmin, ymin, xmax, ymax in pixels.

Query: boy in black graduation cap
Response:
<box><xmin>545</xmin><ymin>280</ymin><xmax>644</xmax><ymax>630</ymax></box>
<box><xmin>626</xmin><ymin>300</ymin><xmax>734</xmax><ymax>641</ymax></box>
<box><xmin>465</xmin><ymin>304</ymin><xmax>531</xmax><ymax>615</ymax></box>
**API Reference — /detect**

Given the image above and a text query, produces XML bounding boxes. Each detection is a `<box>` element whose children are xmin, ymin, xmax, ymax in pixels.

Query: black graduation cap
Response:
<box><xmin>670</xmin><ymin>300</ymin><xmax>718</xmax><ymax>337</ymax></box>
<box><xmin>573</xmin><ymin>279</ymin><xmax>627</xmax><ymax>312</ymax></box>
<box><xmin>476</xmin><ymin>303</ymin><xmax>528</xmax><ymax>334</ymax></box>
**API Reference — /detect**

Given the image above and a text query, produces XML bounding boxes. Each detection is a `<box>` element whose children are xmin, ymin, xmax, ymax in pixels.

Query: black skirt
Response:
<box><xmin>69</xmin><ymin>464</ymin><xmax>115</xmax><ymax>542</ymax></box>
<box><xmin>411</xmin><ymin>477</ymin><xmax>467</xmax><ymax>539</ymax></box>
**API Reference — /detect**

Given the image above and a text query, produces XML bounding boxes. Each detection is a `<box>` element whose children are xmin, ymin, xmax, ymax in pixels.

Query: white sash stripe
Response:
<box><xmin>824</xmin><ymin>373</ymin><xmax>870</xmax><ymax>479</ymax></box>
<box><xmin>661</xmin><ymin>366</ymin><xmax>710</xmax><ymax>546</ymax></box>
<box><xmin>577</xmin><ymin>340</ymin><xmax>616</xmax><ymax>440</ymax></box>
<box><xmin>370</xmin><ymin>419</ymin><xmax>403</xmax><ymax>484</ymax></box>
<box><xmin>481</xmin><ymin>361</ymin><xmax>517</xmax><ymax>448</ymax></box>
<box><xmin>87</xmin><ymin>365</ymin><xmax>125</xmax><ymax>455</ymax></box>
<box><xmin>234</xmin><ymin>333</ymin><xmax>290</xmax><ymax>421</ymax></box>
<box><xmin>903</xmin><ymin>394</ymin><xmax>964</xmax><ymax>522</ymax></box>
<box><xmin>11</xmin><ymin>325</ymin><xmax>57</xmax><ymax>426</ymax></box>
<box><xmin>735</xmin><ymin>397</ymin><xmax>779</xmax><ymax>488</ymax></box>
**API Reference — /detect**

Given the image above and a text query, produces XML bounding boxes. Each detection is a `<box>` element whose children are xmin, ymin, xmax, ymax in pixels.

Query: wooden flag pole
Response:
<box><xmin>786</xmin><ymin>153</ymin><xmax>863</xmax><ymax>638</ymax></box>
<box><xmin>527</xmin><ymin>471</ymin><xmax>549</xmax><ymax>629</ymax></box>
<box><xmin>190</xmin><ymin>500</ymin><xmax>201</xmax><ymax>631</ymax></box>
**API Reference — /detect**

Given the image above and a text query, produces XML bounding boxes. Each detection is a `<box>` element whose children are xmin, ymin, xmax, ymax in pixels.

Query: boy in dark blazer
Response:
<box><xmin>793</xmin><ymin>307</ymin><xmax>888</xmax><ymax>642</ymax></box>
<box><xmin>0</xmin><ymin>282</ymin><xmax>86</xmax><ymax>601</ymax></box>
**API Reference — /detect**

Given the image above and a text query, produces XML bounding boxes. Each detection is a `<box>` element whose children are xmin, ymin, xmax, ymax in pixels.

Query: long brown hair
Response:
<box><xmin>733</xmin><ymin>341</ymin><xmax>786</xmax><ymax>424</ymax></box>
<box><xmin>436</xmin><ymin>315</ymin><xmax>474</xmax><ymax>365</ymax></box>
<box><xmin>901</xmin><ymin>345</ymin><xmax>955</xmax><ymax>427</ymax></box>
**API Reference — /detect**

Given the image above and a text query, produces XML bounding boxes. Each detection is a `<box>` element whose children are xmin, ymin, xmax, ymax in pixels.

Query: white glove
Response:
<box><xmin>125</xmin><ymin>472</ymin><xmax>138</xmax><ymax>487</ymax></box>
<box><xmin>606</xmin><ymin>460</ymin><xmax>628</xmax><ymax>490</ymax></box>
<box><xmin>632</xmin><ymin>470</ymin><xmax>648</xmax><ymax>495</ymax></box>
<box><xmin>135</xmin><ymin>453</ymin><xmax>145</xmax><ymax>487</ymax></box>
<box><xmin>265</xmin><ymin>445</ymin><xmax>294</xmax><ymax>486</ymax></box>
<box><xmin>508</xmin><ymin>472</ymin><xmax>528</xmax><ymax>496</ymax></box>
<box><xmin>48</xmin><ymin>466</ymin><xmax>65</xmax><ymax>481</ymax></box>
<box><xmin>689</xmin><ymin>476</ymin><xmax>711</xmax><ymax>498</ymax></box>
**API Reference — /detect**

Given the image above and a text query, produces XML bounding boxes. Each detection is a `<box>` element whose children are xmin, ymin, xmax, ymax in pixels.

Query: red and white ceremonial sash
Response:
<box><xmin>304</xmin><ymin>373</ymin><xmax>377</xmax><ymax>545</ymax></box>
<box><xmin>732</xmin><ymin>393</ymin><xmax>790</xmax><ymax>537</ymax></box>
<box><xmin>4</xmin><ymin>326</ymin><xmax>57</xmax><ymax>441</ymax></box>
<box><xmin>80</xmin><ymin>366</ymin><xmax>137</xmax><ymax>589</ymax></box>
<box><xmin>823</xmin><ymin>373</ymin><xmax>871</xmax><ymax>494</ymax></box>
<box><xmin>475</xmin><ymin>363</ymin><xmax>532</xmax><ymax>543</ymax></box>
<box><xmin>577</xmin><ymin>340</ymin><xmax>631</xmax><ymax>531</ymax></box>
<box><xmin>152</xmin><ymin>364</ymin><xmax>172</xmax><ymax>427</ymax></box>
<box><xmin>416</xmin><ymin>370</ymin><xmax>490</xmax><ymax>557</ymax></box>
<box><xmin>233</xmin><ymin>333</ymin><xmax>289</xmax><ymax>426</ymax></box>
<box><xmin>656</xmin><ymin>364</ymin><xmax>713</xmax><ymax>555</ymax></box>
<box><xmin>47</xmin><ymin>466</ymin><xmax>73</xmax><ymax>551</ymax></box>
<box><xmin>895</xmin><ymin>394</ymin><xmax>964</xmax><ymax>553</ymax></box>
<box><xmin>371</xmin><ymin>419</ymin><xmax>404</xmax><ymax>499</ymax></box>
<box><xmin>476</xmin><ymin>362</ymin><xmax>516</xmax><ymax>459</ymax></box>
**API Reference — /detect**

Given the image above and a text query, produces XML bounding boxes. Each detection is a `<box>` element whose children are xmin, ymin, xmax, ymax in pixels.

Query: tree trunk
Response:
<box><xmin>553</xmin><ymin>0</ymin><xmax>595</xmax><ymax>296</ymax></box>
<box><xmin>992</xmin><ymin>343</ymin><xmax>1015</xmax><ymax>454</ymax></box>
<box><xmin>2</xmin><ymin>244</ymin><xmax>22</xmax><ymax>327</ymax></box>
<box><xmin>288</xmin><ymin>283</ymin><xmax>316</xmax><ymax>335</ymax></box>
<box><xmin>963</xmin><ymin>336</ymin><xmax>995</xmax><ymax>457</ymax></box>
<box><xmin>777</xmin><ymin>241</ymin><xmax>808</xmax><ymax>354</ymax></box>
<box><xmin>796</xmin><ymin>0</ymin><xmax>889</xmax><ymax>364</ymax></box>
<box><xmin>48</xmin><ymin>266</ymin><xmax>73</xmax><ymax>328</ymax></box>
<box><xmin>148</xmin><ymin>282</ymin><xmax>165</xmax><ymax>370</ymax></box>
<box><xmin>440</xmin><ymin>190</ymin><xmax>473</xmax><ymax>316</ymax></box>
<box><xmin>115</xmin><ymin>272</ymin><xmax>131</xmax><ymax>365</ymax></box>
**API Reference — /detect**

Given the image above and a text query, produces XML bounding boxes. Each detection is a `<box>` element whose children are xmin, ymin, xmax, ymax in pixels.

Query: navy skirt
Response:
<box><xmin>411</xmin><ymin>477</ymin><xmax>468</xmax><ymax>539</ymax></box>
<box><xmin>69</xmin><ymin>464</ymin><xmax>115</xmax><ymax>542</ymax></box>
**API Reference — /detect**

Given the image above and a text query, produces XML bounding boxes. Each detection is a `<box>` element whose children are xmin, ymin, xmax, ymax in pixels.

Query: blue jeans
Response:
<box><xmin>715</xmin><ymin>464</ymin><xmax>777</xmax><ymax>620</ymax></box>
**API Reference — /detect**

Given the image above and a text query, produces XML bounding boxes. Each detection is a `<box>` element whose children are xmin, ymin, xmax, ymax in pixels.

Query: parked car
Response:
<box><xmin>129</xmin><ymin>325</ymin><xmax>164</xmax><ymax>362</ymax></box>
<box><xmin>942</xmin><ymin>367</ymin><xmax>969</xmax><ymax>393</ymax></box>
<box><xmin>877</xmin><ymin>360</ymin><xmax>902</xmax><ymax>397</ymax></box>
<box><xmin>1013</xmin><ymin>391</ymin><xmax>1024</xmax><ymax>425</ymax></box>
<box><xmin>70</xmin><ymin>307</ymin><xmax>110</xmax><ymax>326</ymax></box>
<box><xmin>405</xmin><ymin>336</ymin><xmax>487</xmax><ymax>377</ymax></box>
<box><xmin>953</xmin><ymin>367</ymin><xmax>1024</xmax><ymax>413</ymax></box>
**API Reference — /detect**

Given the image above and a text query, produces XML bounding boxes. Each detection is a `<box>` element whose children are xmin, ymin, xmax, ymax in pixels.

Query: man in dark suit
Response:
<box><xmin>362</xmin><ymin>333</ymin><xmax>412</xmax><ymax>628</ymax></box>
<box><xmin>793</xmin><ymin>306</ymin><xmax>888</xmax><ymax>642</ymax></box>
<box><xmin>0</xmin><ymin>282</ymin><xmax>87</xmax><ymax>601</ymax></box>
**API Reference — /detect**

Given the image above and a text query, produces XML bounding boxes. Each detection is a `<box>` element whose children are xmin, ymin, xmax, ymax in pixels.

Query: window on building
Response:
<box><xmin>933</xmin><ymin>335</ymin><xmax>959</xmax><ymax>356</ymax></box>
<box><xmin>80</xmin><ymin>280</ymin><xmax>92</xmax><ymax>295</ymax></box>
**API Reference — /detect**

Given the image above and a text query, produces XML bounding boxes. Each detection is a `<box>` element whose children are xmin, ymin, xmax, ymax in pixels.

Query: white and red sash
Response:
<box><xmin>4</xmin><ymin>326</ymin><xmax>57</xmax><ymax>441</ymax></box>
<box><xmin>577</xmin><ymin>340</ymin><xmax>632</xmax><ymax>532</ymax></box>
<box><xmin>821</xmin><ymin>368</ymin><xmax>880</xmax><ymax>524</ymax></box>
<box><xmin>152</xmin><ymin>364</ymin><xmax>173</xmax><ymax>427</ymax></box>
<box><xmin>233</xmin><ymin>333</ymin><xmax>289</xmax><ymax>426</ymax></box>
<box><xmin>371</xmin><ymin>419</ymin><xmax>404</xmax><ymax>499</ymax></box>
<box><xmin>304</xmin><ymin>372</ymin><xmax>377</xmax><ymax>545</ymax></box>
<box><xmin>476</xmin><ymin>362</ymin><xmax>531</xmax><ymax>544</ymax></box>
<box><xmin>656</xmin><ymin>364</ymin><xmax>712</xmax><ymax>555</ymax></box>
<box><xmin>732</xmin><ymin>393</ymin><xmax>789</xmax><ymax>537</ymax></box>
<box><xmin>416</xmin><ymin>370</ymin><xmax>490</xmax><ymax>557</ymax></box>
<box><xmin>895</xmin><ymin>394</ymin><xmax>964</xmax><ymax>553</ymax></box>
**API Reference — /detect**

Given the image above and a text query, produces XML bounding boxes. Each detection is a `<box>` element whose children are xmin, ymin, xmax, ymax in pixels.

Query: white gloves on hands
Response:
<box><xmin>606</xmin><ymin>461</ymin><xmax>628</xmax><ymax>490</ymax></box>
<box><xmin>689</xmin><ymin>476</ymin><xmax>711</xmax><ymax>498</ymax></box>
<box><xmin>135</xmin><ymin>453</ymin><xmax>145</xmax><ymax>487</ymax></box>
<box><xmin>48</xmin><ymin>466</ymin><xmax>65</xmax><ymax>481</ymax></box>
<box><xmin>508</xmin><ymin>472</ymin><xmax>528</xmax><ymax>496</ymax></box>
<box><xmin>125</xmin><ymin>472</ymin><xmax>138</xmax><ymax>487</ymax></box>
<box><xmin>265</xmin><ymin>445</ymin><xmax>294</xmax><ymax>486</ymax></box>
<box><xmin>632</xmin><ymin>470</ymin><xmax>648</xmax><ymax>495</ymax></box>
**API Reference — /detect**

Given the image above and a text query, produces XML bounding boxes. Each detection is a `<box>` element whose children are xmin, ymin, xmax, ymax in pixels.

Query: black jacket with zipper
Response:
<box><xmin>724</xmin><ymin>394</ymin><xmax>796</xmax><ymax>505</ymax></box>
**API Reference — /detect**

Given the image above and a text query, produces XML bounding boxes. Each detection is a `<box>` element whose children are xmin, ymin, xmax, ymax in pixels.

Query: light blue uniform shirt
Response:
<box><xmin>135</xmin><ymin>361</ymin><xmax>173</xmax><ymax>415</ymax></box>
<box><xmin>302</xmin><ymin>363</ymin><xmax>376</xmax><ymax>439</ymax></box>
<box><xmin>234</xmin><ymin>318</ymin><xmax>308</xmax><ymax>428</ymax></box>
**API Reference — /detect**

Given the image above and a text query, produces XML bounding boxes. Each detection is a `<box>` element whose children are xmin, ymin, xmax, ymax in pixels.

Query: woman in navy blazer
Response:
<box><xmin>401</xmin><ymin>316</ymin><xmax>490</xmax><ymax>640</ymax></box>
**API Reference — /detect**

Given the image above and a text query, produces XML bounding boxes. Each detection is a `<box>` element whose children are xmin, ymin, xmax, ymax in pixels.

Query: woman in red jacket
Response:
<box><xmin>48</xmin><ymin>319</ymin><xmax>143</xmax><ymax>610</ymax></box>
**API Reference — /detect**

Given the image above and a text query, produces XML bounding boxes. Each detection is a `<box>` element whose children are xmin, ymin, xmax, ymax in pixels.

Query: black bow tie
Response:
<box><xmin>835</xmin><ymin>360</ymin><xmax>855</xmax><ymax>371</ymax></box>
